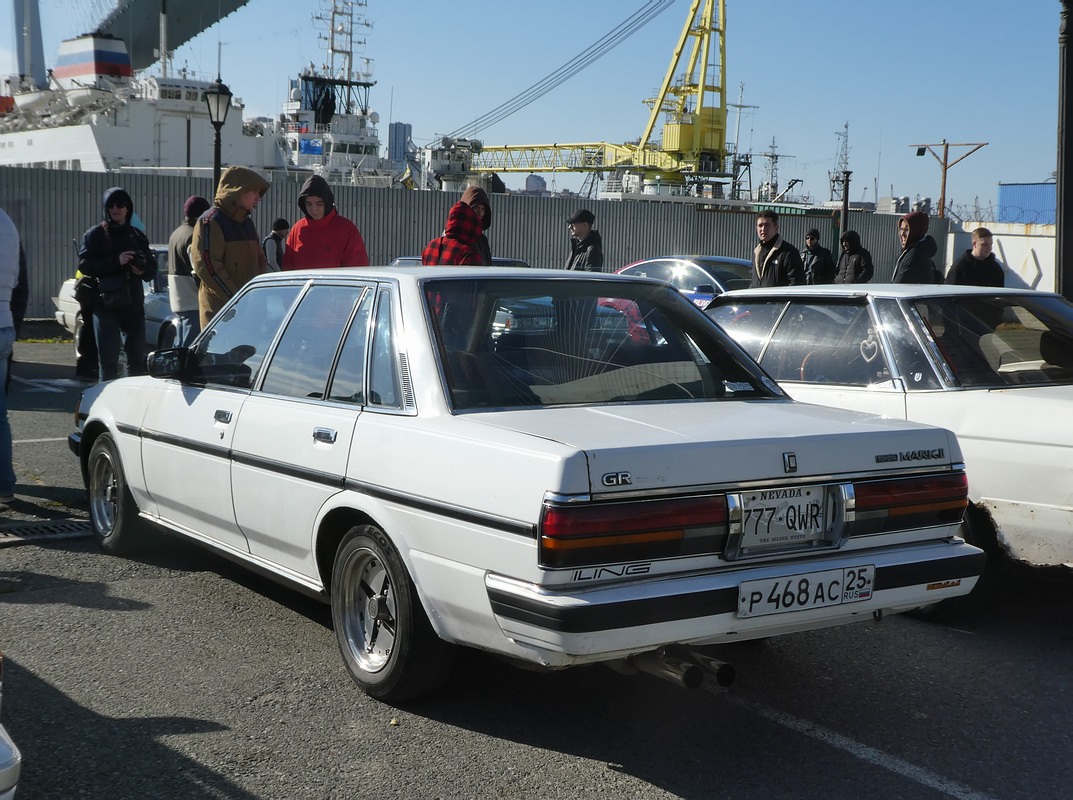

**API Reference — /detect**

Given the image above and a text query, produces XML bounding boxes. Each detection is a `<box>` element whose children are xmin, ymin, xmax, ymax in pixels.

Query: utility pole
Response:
<box><xmin>830</xmin><ymin>122</ymin><xmax>850</xmax><ymax>202</ymax></box>
<box><xmin>840</xmin><ymin>171</ymin><xmax>851</xmax><ymax>236</ymax></box>
<box><xmin>1058</xmin><ymin>1</ymin><xmax>1073</xmax><ymax>300</ymax></box>
<box><xmin>909</xmin><ymin>139</ymin><xmax>988</xmax><ymax>218</ymax></box>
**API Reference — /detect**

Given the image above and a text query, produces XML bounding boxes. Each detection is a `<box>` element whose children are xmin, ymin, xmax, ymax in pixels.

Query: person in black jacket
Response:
<box><xmin>833</xmin><ymin>230</ymin><xmax>874</xmax><ymax>283</ymax></box>
<box><xmin>565</xmin><ymin>209</ymin><xmax>604</xmax><ymax>272</ymax></box>
<box><xmin>78</xmin><ymin>187</ymin><xmax>157</xmax><ymax>381</ymax></box>
<box><xmin>751</xmin><ymin>209</ymin><xmax>801</xmax><ymax>287</ymax></box>
<box><xmin>801</xmin><ymin>228</ymin><xmax>836</xmax><ymax>284</ymax></box>
<box><xmin>892</xmin><ymin>211</ymin><xmax>941</xmax><ymax>284</ymax></box>
<box><xmin>946</xmin><ymin>227</ymin><xmax>1005</xmax><ymax>287</ymax></box>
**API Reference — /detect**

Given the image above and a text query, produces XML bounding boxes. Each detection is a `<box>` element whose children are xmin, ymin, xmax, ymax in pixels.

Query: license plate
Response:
<box><xmin>737</xmin><ymin>565</ymin><xmax>875</xmax><ymax>618</ymax></box>
<box><xmin>737</xmin><ymin>484</ymin><xmax>831</xmax><ymax>555</ymax></box>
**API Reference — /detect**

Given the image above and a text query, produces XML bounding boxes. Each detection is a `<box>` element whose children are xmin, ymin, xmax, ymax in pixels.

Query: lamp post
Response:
<box><xmin>203</xmin><ymin>77</ymin><xmax>232</xmax><ymax>193</ymax></box>
<box><xmin>909</xmin><ymin>139</ymin><xmax>988</xmax><ymax>219</ymax></box>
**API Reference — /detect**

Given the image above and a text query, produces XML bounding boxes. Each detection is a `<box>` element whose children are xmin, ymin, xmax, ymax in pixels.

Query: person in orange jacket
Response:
<box><xmin>282</xmin><ymin>175</ymin><xmax>369</xmax><ymax>270</ymax></box>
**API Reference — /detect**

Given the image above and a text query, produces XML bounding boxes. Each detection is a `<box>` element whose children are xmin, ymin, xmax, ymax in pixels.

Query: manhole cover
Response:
<box><xmin>0</xmin><ymin>519</ymin><xmax>93</xmax><ymax>546</ymax></box>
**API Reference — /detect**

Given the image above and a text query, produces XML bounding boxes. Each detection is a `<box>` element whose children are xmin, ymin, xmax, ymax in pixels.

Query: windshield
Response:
<box><xmin>424</xmin><ymin>278</ymin><xmax>778</xmax><ymax>410</ymax></box>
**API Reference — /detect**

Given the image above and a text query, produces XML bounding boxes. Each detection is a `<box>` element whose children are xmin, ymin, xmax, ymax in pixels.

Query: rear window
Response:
<box><xmin>425</xmin><ymin>278</ymin><xmax>777</xmax><ymax>410</ymax></box>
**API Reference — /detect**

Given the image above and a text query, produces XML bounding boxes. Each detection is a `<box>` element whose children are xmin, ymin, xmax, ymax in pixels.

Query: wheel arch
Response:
<box><xmin>77</xmin><ymin>419</ymin><xmax>112</xmax><ymax>485</ymax></box>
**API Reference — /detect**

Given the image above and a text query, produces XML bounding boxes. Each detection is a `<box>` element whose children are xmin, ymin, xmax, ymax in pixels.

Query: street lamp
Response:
<box><xmin>203</xmin><ymin>77</ymin><xmax>232</xmax><ymax>192</ymax></box>
<box><xmin>910</xmin><ymin>139</ymin><xmax>988</xmax><ymax>218</ymax></box>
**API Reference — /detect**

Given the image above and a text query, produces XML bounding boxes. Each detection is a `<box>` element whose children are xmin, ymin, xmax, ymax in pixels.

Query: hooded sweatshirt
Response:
<box><xmin>834</xmin><ymin>230</ymin><xmax>874</xmax><ymax>284</ymax></box>
<box><xmin>282</xmin><ymin>175</ymin><xmax>370</xmax><ymax>270</ymax></box>
<box><xmin>422</xmin><ymin>201</ymin><xmax>483</xmax><ymax>266</ymax></box>
<box><xmin>78</xmin><ymin>186</ymin><xmax>157</xmax><ymax>309</ymax></box>
<box><xmin>892</xmin><ymin>211</ymin><xmax>941</xmax><ymax>284</ymax></box>
<box><xmin>946</xmin><ymin>249</ymin><xmax>1005</xmax><ymax>287</ymax></box>
<box><xmin>191</xmin><ymin>166</ymin><xmax>270</xmax><ymax>326</ymax></box>
<box><xmin>460</xmin><ymin>185</ymin><xmax>492</xmax><ymax>266</ymax></box>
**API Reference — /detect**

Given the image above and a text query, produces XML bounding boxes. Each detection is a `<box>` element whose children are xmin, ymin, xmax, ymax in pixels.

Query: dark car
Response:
<box><xmin>617</xmin><ymin>256</ymin><xmax>753</xmax><ymax>309</ymax></box>
<box><xmin>389</xmin><ymin>256</ymin><xmax>532</xmax><ymax>268</ymax></box>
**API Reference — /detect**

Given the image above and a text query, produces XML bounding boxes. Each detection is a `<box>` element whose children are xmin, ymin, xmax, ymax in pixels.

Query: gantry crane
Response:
<box><xmin>471</xmin><ymin>0</ymin><xmax>729</xmax><ymax>192</ymax></box>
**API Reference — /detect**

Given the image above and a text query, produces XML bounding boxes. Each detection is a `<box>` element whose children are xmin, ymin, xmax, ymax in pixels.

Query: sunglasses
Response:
<box><xmin>106</xmin><ymin>201</ymin><xmax>127</xmax><ymax>209</ymax></box>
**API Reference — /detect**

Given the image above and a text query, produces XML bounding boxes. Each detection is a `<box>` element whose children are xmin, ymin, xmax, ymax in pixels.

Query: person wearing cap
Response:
<box><xmin>262</xmin><ymin>217</ymin><xmax>290</xmax><ymax>272</ymax></box>
<box><xmin>750</xmin><ymin>209</ymin><xmax>801</xmax><ymax>287</ymax></box>
<box><xmin>892</xmin><ymin>210</ymin><xmax>941</xmax><ymax>284</ymax></box>
<box><xmin>282</xmin><ymin>175</ymin><xmax>369</xmax><ymax>270</ymax></box>
<box><xmin>460</xmin><ymin>186</ymin><xmax>493</xmax><ymax>265</ymax></box>
<box><xmin>78</xmin><ymin>186</ymin><xmax>158</xmax><ymax>381</ymax></box>
<box><xmin>565</xmin><ymin>209</ymin><xmax>603</xmax><ymax>272</ymax></box>
<box><xmin>833</xmin><ymin>230</ymin><xmax>874</xmax><ymax>284</ymax></box>
<box><xmin>192</xmin><ymin>166</ymin><xmax>271</xmax><ymax>327</ymax></box>
<box><xmin>801</xmin><ymin>227</ymin><xmax>835</xmax><ymax>285</ymax></box>
<box><xmin>168</xmin><ymin>194</ymin><xmax>211</xmax><ymax>347</ymax></box>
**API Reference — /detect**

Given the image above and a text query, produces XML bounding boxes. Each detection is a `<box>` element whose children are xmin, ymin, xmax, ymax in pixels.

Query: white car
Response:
<box><xmin>0</xmin><ymin>651</ymin><xmax>21</xmax><ymax>800</ymax></box>
<box><xmin>709</xmin><ymin>284</ymin><xmax>1073</xmax><ymax>569</ymax></box>
<box><xmin>52</xmin><ymin>245</ymin><xmax>181</xmax><ymax>352</ymax></box>
<box><xmin>70</xmin><ymin>267</ymin><xmax>982</xmax><ymax>702</ymax></box>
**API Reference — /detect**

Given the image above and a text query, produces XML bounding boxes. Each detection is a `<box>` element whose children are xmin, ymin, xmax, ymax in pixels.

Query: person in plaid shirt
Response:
<box><xmin>422</xmin><ymin>201</ymin><xmax>484</xmax><ymax>266</ymax></box>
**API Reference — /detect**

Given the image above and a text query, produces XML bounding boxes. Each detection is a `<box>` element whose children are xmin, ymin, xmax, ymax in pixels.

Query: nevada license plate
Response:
<box><xmin>737</xmin><ymin>565</ymin><xmax>875</xmax><ymax>618</ymax></box>
<box><xmin>737</xmin><ymin>484</ymin><xmax>831</xmax><ymax>554</ymax></box>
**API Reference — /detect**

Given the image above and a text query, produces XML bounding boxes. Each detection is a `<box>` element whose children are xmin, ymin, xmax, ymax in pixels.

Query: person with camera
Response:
<box><xmin>77</xmin><ymin>187</ymin><xmax>157</xmax><ymax>382</ymax></box>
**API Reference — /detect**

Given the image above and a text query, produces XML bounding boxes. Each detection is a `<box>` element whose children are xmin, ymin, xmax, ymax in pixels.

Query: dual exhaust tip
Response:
<box><xmin>630</xmin><ymin>645</ymin><xmax>736</xmax><ymax>690</ymax></box>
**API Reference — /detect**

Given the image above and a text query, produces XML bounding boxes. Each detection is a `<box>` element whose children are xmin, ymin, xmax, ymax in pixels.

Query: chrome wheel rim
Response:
<box><xmin>340</xmin><ymin>548</ymin><xmax>397</xmax><ymax>674</ymax></box>
<box><xmin>88</xmin><ymin>451</ymin><xmax>118</xmax><ymax>535</ymax></box>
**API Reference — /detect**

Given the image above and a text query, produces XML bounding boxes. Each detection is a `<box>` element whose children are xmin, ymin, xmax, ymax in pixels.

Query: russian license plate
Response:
<box><xmin>738</xmin><ymin>484</ymin><xmax>831</xmax><ymax>554</ymax></box>
<box><xmin>737</xmin><ymin>565</ymin><xmax>875</xmax><ymax>618</ymax></box>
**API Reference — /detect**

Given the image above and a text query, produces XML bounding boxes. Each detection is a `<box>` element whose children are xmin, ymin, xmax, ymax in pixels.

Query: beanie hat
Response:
<box><xmin>901</xmin><ymin>211</ymin><xmax>929</xmax><ymax>244</ymax></box>
<box><xmin>806</xmin><ymin>228</ymin><xmax>821</xmax><ymax>239</ymax></box>
<box><xmin>271</xmin><ymin>217</ymin><xmax>290</xmax><ymax>233</ymax></box>
<box><xmin>567</xmin><ymin>208</ymin><xmax>595</xmax><ymax>225</ymax></box>
<box><xmin>183</xmin><ymin>195</ymin><xmax>210</xmax><ymax>221</ymax></box>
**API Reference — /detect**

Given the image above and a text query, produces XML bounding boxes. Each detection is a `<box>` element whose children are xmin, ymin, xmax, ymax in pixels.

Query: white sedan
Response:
<box><xmin>70</xmin><ymin>267</ymin><xmax>981</xmax><ymax>702</ymax></box>
<box><xmin>709</xmin><ymin>284</ymin><xmax>1073</xmax><ymax>569</ymax></box>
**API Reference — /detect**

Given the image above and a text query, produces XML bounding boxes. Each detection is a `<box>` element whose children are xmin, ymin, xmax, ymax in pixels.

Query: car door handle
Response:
<box><xmin>214</xmin><ymin>409</ymin><xmax>232</xmax><ymax>424</ymax></box>
<box><xmin>313</xmin><ymin>427</ymin><xmax>337</xmax><ymax>444</ymax></box>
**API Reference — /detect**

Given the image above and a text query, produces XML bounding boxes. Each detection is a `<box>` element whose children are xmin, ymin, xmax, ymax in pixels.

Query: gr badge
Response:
<box><xmin>602</xmin><ymin>471</ymin><xmax>632</xmax><ymax>487</ymax></box>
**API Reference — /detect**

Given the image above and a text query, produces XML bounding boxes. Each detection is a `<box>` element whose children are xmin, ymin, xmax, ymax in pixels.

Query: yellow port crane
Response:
<box><xmin>472</xmin><ymin>0</ymin><xmax>728</xmax><ymax>190</ymax></box>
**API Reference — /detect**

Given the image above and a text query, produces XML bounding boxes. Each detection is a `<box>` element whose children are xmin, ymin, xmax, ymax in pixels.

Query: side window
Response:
<box><xmin>327</xmin><ymin>289</ymin><xmax>375</xmax><ymax>404</ymax></box>
<box><xmin>706</xmin><ymin>301</ymin><xmax>786</xmax><ymax>361</ymax></box>
<box><xmin>369</xmin><ymin>289</ymin><xmax>402</xmax><ymax>409</ymax></box>
<box><xmin>766</xmin><ymin>303</ymin><xmax>890</xmax><ymax>386</ymax></box>
<box><xmin>671</xmin><ymin>263</ymin><xmax>709</xmax><ymax>292</ymax></box>
<box><xmin>260</xmin><ymin>285</ymin><xmax>366</xmax><ymax>399</ymax></box>
<box><xmin>876</xmin><ymin>299</ymin><xmax>941</xmax><ymax>390</ymax></box>
<box><xmin>191</xmin><ymin>284</ymin><xmax>301</xmax><ymax>388</ymax></box>
<box><xmin>629</xmin><ymin>260</ymin><xmax>673</xmax><ymax>283</ymax></box>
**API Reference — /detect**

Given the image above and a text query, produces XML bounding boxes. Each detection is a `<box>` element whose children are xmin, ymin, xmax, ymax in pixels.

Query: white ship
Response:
<box><xmin>0</xmin><ymin>0</ymin><xmax>393</xmax><ymax>187</ymax></box>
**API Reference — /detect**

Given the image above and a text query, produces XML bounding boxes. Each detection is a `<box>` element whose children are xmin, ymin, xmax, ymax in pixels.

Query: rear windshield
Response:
<box><xmin>424</xmin><ymin>278</ymin><xmax>778</xmax><ymax>410</ymax></box>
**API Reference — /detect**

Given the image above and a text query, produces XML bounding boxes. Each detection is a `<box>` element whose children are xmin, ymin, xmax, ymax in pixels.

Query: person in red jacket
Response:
<box><xmin>282</xmin><ymin>175</ymin><xmax>369</xmax><ymax>270</ymax></box>
<box><xmin>421</xmin><ymin>201</ymin><xmax>483</xmax><ymax>266</ymax></box>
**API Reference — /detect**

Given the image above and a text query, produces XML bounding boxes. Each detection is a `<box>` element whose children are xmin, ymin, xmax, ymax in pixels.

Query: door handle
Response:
<box><xmin>313</xmin><ymin>427</ymin><xmax>337</xmax><ymax>444</ymax></box>
<box><xmin>214</xmin><ymin>409</ymin><xmax>232</xmax><ymax>424</ymax></box>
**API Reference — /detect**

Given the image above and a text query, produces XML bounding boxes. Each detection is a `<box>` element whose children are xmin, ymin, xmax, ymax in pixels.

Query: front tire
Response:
<box><xmin>87</xmin><ymin>433</ymin><xmax>147</xmax><ymax>555</ymax></box>
<box><xmin>331</xmin><ymin>525</ymin><xmax>454</xmax><ymax>703</ymax></box>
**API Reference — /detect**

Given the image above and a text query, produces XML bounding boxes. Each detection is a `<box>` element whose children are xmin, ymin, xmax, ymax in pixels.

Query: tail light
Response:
<box><xmin>849</xmin><ymin>472</ymin><xmax>967</xmax><ymax>536</ymax></box>
<box><xmin>539</xmin><ymin>495</ymin><xmax>728</xmax><ymax>568</ymax></box>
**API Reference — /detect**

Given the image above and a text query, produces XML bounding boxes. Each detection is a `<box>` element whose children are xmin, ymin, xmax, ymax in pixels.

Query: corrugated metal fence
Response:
<box><xmin>0</xmin><ymin>166</ymin><xmax>948</xmax><ymax>319</ymax></box>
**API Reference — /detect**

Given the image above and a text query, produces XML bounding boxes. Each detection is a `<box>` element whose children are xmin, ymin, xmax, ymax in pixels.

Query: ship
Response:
<box><xmin>0</xmin><ymin>0</ymin><xmax>394</xmax><ymax>187</ymax></box>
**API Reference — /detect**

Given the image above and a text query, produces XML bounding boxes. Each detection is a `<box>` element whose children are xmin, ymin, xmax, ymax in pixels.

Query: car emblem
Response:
<box><xmin>783</xmin><ymin>453</ymin><xmax>797</xmax><ymax>473</ymax></box>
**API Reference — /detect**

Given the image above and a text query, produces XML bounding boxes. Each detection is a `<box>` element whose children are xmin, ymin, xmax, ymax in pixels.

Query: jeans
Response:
<box><xmin>0</xmin><ymin>326</ymin><xmax>17</xmax><ymax>497</ymax></box>
<box><xmin>94</xmin><ymin>302</ymin><xmax>146</xmax><ymax>382</ymax></box>
<box><xmin>174</xmin><ymin>309</ymin><xmax>201</xmax><ymax>348</ymax></box>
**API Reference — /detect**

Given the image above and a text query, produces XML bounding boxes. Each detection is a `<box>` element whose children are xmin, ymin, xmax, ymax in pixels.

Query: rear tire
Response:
<box><xmin>87</xmin><ymin>433</ymin><xmax>148</xmax><ymax>555</ymax></box>
<box><xmin>331</xmin><ymin>525</ymin><xmax>455</xmax><ymax>703</ymax></box>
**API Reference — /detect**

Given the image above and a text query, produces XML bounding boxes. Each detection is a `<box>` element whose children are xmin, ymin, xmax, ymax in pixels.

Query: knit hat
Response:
<box><xmin>567</xmin><ymin>209</ymin><xmax>595</xmax><ymax>225</ymax></box>
<box><xmin>901</xmin><ymin>211</ymin><xmax>929</xmax><ymax>244</ymax></box>
<box><xmin>183</xmin><ymin>195</ymin><xmax>210</xmax><ymax>221</ymax></box>
<box><xmin>806</xmin><ymin>228</ymin><xmax>821</xmax><ymax>239</ymax></box>
<box><xmin>271</xmin><ymin>217</ymin><xmax>290</xmax><ymax>233</ymax></box>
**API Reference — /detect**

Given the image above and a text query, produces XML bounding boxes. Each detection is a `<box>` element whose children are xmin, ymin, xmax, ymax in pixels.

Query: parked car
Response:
<box><xmin>0</xmin><ymin>651</ymin><xmax>22</xmax><ymax>800</ymax></box>
<box><xmin>617</xmin><ymin>255</ymin><xmax>753</xmax><ymax>308</ymax></box>
<box><xmin>52</xmin><ymin>245</ymin><xmax>181</xmax><ymax>352</ymax></box>
<box><xmin>70</xmin><ymin>267</ymin><xmax>981</xmax><ymax>702</ymax></box>
<box><xmin>389</xmin><ymin>256</ymin><xmax>532</xmax><ymax>268</ymax></box>
<box><xmin>708</xmin><ymin>283</ymin><xmax>1073</xmax><ymax>570</ymax></box>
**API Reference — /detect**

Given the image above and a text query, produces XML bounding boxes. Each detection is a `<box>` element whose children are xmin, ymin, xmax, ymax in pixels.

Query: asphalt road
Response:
<box><xmin>2</xmin><ymin>331</ymin><xmax>1072</xmax><ymax>800</ymax></box>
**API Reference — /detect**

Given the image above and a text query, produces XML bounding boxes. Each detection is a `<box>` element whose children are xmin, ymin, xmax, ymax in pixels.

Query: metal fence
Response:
<box><xmin>0</xmin><ymin>166</ymin><xmax>948</xmax><ymax>319</ymax></box>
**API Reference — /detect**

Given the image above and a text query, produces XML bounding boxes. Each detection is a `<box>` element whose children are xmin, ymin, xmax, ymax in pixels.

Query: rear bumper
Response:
<box><xmin>487</xmin><ymin>540</ymin><xmax>983</xmax><ymax>664</ymax></box>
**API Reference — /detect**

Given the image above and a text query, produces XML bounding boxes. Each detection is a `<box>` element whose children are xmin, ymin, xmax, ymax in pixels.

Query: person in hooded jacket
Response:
<box><xmin>421</xmin><ymin>201</ymin><xmax>484</xmax><ymax>266</ymax></box>
<box><xmin>946</xmin><ymin>227</ymin><xmax>1005</xmax><ymax>287</ymax></box>
<box><xmin>833</xmin><ymin>230</ymin><xmax>874</xmax><ymax>284</ymax></box>
<box><xmin>77</xmin><ymin>187</ymin><xmax>157</xmax><ymax>381</ymax></box>
<box><xmin>192</xmin><ymin>166</ymin><xmax>271</xmax><ymax>327</ymax></box>
<box><xmin>892</xmin><ymin>210</ymin><xmax>941</xmax><ymax>284</ymax></box>
<box><xmin>459</xmin><ymin>186</ymin><xmax>493</xmax><ymax>265</ymax></box>
<box><xmin>167</xmin><ymin>195</ymin><xmax>210</xmax><ymax>347</ymax></box>
<box><xmin>282</xmin><ymin>175</ymin><xmax>369</xmax><ymax>270</ymax></box>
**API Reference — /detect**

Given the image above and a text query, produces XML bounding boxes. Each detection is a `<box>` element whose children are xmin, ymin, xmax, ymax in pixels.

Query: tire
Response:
<box><xmin>331</xmin><ymin>525</ymin><xmax>455</xmax><ymax>703</ymax></box>
<box><xmin>87</xmin><ymin>433</ymin><xmax>148</xmax><ymax>555</ymax></box>
<box><xmin>73</xmin><ymin>313</ymin><xmax>84</xmax><ymax>359</ymax></box>
<box><xmin>907</xmin><ymin>506</ymin><xmax>1001</xmax><ymax>622</ymax></box>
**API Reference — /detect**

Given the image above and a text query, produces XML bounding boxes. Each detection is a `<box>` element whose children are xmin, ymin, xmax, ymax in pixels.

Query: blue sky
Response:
<box><xmin>3</xmin><ymin>0</ymin><xmax>1061</xmax><ymax>214</ymax></box>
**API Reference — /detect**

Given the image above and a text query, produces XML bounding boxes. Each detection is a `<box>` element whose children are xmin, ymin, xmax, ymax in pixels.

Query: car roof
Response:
<box><xmin>624</xmin><ymin>255</ymin><xmax>752</xmax><ymax>268</ymax></box>
<box><xmin>246</xmin><ymin>265</ymin><xmax>651</xmax><ymax>286</ymax></box>
<box><xmin>714</xmin><ymin>283</ymin><xmax>1058</xmax><ymax>302</ymax></box>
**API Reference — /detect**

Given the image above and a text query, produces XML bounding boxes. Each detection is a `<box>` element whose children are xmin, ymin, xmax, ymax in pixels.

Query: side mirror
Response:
<box><xmin>695</xmin><ymin>284</ymin><xmax>717</xmax><ymax>295</ymax></box>
<box><xmin>147</xmin><ymin>347</ymin><xmax>190</xmax><ymax>379</ymax></box>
